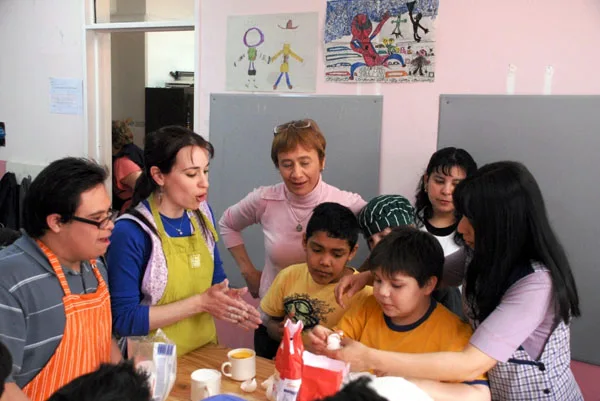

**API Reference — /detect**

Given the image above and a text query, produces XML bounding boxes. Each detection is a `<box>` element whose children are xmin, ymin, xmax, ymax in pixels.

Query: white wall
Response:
<box><xmin>145</xmin><ymin>31</ymin><xmax>195</xmax><ymax>88</ymax></box>
<box><xmin>0</xmin><ymin>0</ymin><xmax>85</xmax><ymax>178</ymax></box>
<box><xmin>145</xmin><ymin>0</ymin><xmax>195</xmax><ymax>88</ymax></box>
<box><xmin>112</xmin><ymin>33</ymin><xmax>146</xmax><ymax>148</ymax></box>
<box><xmin>0</xmin><ymin>0</ymin><xmax>195</xmax><ymax>179</ymax></box>
<box><xmin>145</xmin><ymin>0</ymin><xmax>194</xmax><ymax>21</ymax></box>
<box><xmin>146</xmin><ymin>0</ymin><xmax>194</xmax><ymax>87</ymax></box>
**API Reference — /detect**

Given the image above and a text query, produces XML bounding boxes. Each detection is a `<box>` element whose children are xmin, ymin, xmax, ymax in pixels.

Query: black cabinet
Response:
<box><xmin>145</xmin><ymin>87</ymin><xmax>193</xmax><ymax>135</ymax></box>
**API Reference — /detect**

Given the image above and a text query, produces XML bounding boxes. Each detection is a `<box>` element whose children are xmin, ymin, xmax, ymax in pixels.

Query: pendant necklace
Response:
<box><xmin>162</xmin><ymin>212</ymin><xmax>186</xmax><ymax>235</ymax></box>
<box><xmin>289</xmin><ymin>206</ymin><xmax>307</xmax><ymax>232</ymax></box>
<box><xmin>286</xmin><ymin>184</ymin><xmax>323</xmax><ymax>232</ymax></box>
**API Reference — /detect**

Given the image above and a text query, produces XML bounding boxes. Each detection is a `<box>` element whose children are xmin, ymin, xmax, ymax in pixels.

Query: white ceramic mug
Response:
<box><xmin>220</xmin><ymin>348</ymin><xmax>256</xmax><ymax>382</ymax></box>
<box><xmin>190</xmin><ymin>369</ymin><xmax>221</xmax><ymax>401</ymax></box>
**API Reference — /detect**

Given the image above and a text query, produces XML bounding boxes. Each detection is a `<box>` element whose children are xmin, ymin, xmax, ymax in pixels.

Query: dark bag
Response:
<box><xmin>0</xmin><ymin>173</ymin><xmax>19</xmax><ymax>229</ymax></box>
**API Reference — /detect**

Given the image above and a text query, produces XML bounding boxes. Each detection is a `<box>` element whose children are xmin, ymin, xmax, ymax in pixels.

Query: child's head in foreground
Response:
<box><xmin>317</xmin><ymin>377</ymin><xmax>389</xmax><ymax>401</ymax></box>
<box><xmin>46</xmin><ymin>361</ymin><xmax>151</xmax><ymax>401</ymax></box>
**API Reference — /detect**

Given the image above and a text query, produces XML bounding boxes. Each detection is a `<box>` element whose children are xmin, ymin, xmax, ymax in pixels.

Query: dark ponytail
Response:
<box><xmin>130</xmin><ymin>171</ymin><xmax>157</xmax><ymax>209</ymax></box>
<box><xmin>126</xmin><ymin>126</ymin><xmax>215</xmax><ymax>238</ymax></box>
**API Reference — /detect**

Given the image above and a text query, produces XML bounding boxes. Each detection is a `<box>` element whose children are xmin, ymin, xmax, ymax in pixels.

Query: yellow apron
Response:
<box><xmin>150</xmin><ymin>196</ymin><xmax>218</xmax><ymax>355</ymax></box>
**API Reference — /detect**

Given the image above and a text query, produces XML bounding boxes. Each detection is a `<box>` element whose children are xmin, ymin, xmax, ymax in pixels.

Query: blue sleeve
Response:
<box><xmin>106</xmin><ymin>219</ymin><xmax>152</xmax><ymax>337</ymax></box>
<box><xmin>209</xmin><ymin>203</ymin><xmax>227</xmax><ymax>285</ymax></box>
<box><xmin>212</xmin><ymin>244</ymin><xmax>226</xmax><ymax>285</ymax></box>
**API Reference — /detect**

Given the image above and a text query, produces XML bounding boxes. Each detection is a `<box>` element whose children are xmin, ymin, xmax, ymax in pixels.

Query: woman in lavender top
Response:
<box><xmin>330</xmin><ymin>161</ymin><xmax>582</xmax><ymax>400</ymax></box>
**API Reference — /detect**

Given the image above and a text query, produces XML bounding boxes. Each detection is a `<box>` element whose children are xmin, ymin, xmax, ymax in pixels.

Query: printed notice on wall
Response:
<box><xmin>50</xmin><ymin>78</ymin><xmax>83</xmax><ymax>115</ymax></box>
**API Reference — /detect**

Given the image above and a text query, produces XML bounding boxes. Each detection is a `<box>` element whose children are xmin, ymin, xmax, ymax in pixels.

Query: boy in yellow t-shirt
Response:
<box><xmin>310</xmin><ymin>227</ymin><xmax>490</xmax><ymax>401</ymax></box>
<box><xmin>260</xmin><ymin>202</ymin><xmax>372</xmax><ymax>359</ymax></box>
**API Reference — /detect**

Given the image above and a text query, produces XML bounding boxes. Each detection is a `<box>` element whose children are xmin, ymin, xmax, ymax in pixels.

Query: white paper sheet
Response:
<box><xmin>50</xmin><ymin>77</ymin><xmax>83</xmax><ymax>115</ymax></box>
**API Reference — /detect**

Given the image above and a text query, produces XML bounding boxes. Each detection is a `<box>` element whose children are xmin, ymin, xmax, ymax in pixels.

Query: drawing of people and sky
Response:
<box><xmin>325</xmin><ymin>0</ymin><xmax>438</xmax><ymax>83</ymax></box>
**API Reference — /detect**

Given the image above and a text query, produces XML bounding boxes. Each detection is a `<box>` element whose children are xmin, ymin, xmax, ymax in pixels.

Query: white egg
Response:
<box><xmin>326</xmin><ymin>333</ymin><xmax>342</xmax><ymax>350</ymax></box>
<box><xmin>240</xmin><ymin>377</ymin><xmax>257</xmax><ymax>393</ymax></box>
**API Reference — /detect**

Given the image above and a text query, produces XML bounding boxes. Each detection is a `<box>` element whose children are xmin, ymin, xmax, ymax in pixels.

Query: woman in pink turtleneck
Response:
<box><xmin>219</xmin><ymin>118</ymin><xmax>366</xmax><ymax>357</ymax></box>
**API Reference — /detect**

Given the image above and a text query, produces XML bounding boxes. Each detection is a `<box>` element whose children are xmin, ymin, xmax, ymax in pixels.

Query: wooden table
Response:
<box><xmin>168</xmin><ymin>345</ymin><xmax>274</xmax><ymax>401</ymax></box>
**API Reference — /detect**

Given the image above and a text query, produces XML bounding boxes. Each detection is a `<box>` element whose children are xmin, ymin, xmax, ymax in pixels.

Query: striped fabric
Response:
<box><xmin>21</xmin><ymin>240</ymin><xmax>112</xmax><ymax>401</ymax></box>
<box><xmin>358</xmin><ymin>195</ymin><xmax>415</xmax><ymax>238</ymax></box>
<box><xmin>0</xmin><ymin>235</ymin><xmax>108</xmax><ymax>388</ymax></box>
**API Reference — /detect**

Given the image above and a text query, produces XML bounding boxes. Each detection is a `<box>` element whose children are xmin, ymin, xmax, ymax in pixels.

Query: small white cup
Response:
<box><xmin>220</xmin><ymin>348</ymin><xmax>256</xmax><ymax>382</ymax></box>
<box><xmin>191</xmin><ymin>369</ymin><xmax>221</xmax><ymax>401</ymax></box>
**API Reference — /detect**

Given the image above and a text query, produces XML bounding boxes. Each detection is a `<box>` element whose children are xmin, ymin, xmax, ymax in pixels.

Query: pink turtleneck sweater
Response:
<box><xmin>219</xmin><ymin>178</ymin><xmax>366</xmax><ymax>298</ymax></box>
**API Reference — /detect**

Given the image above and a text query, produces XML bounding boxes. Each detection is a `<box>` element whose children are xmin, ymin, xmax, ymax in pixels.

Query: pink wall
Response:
<box><xmin>199</xmin><ymin>0</ymin><xmax>600</xmax><ymax>196</ymax></box>
<box><xmin>202</xmin><ymin>1</ymin><xmax>600</xmax><ymax>395</ymax></box>
<box><xmin>571</xmin><ymin>361</ymin><xmax>600</xmax><ymax>401</ymax></box>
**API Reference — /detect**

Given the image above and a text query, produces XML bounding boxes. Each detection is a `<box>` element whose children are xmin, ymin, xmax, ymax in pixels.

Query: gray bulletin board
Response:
<box><xmin>438</xmin><ymin>95</ymin><xmax>600</xmax><ymax>365</ymax></box>
<box><xmin>209</xmin><ymin>94</ymin><xmax>382</xmax><ymax>290</ymax></box>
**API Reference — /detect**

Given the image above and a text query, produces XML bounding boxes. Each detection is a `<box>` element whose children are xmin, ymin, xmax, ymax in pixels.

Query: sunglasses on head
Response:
<box><xmin>273</xmin><ymin>120</ymin><xmax>311</xmax><ymax>136</ymax></box>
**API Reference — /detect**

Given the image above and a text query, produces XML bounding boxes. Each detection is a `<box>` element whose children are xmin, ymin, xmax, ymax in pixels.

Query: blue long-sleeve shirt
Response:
<box><xmin>106</xmin><ymin>202</ymin><xmax>226</xmax><ymax>337</ymax></box>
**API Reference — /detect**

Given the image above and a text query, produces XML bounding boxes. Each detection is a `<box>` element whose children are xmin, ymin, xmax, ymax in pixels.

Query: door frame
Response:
<box><xmin>83</xmin><ymin>0</ymin><xmax>199</xmax><ymax>169</ymax></box>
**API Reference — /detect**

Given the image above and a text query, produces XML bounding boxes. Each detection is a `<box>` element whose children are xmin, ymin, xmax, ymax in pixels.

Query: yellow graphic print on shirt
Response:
<box><xmin>284</xmin><ymin>293</ymin><xmax>336</xmax><ymax>329</ymax></box>
<box><xmin>260</xmin><ymin>263</ymin><xmax>372</xmax><ymax>331</ymax></box>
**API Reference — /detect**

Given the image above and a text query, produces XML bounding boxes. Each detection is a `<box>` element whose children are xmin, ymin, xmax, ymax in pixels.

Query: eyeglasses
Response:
<box><xmin>71</xmin><ymin>209</ymin><xmax>119</xmax><ymax>229</ymax></box>
<box><xmin>273</xmin><ymin>120</ymin><xmax>311</xmax><ymax>136</ymax></box>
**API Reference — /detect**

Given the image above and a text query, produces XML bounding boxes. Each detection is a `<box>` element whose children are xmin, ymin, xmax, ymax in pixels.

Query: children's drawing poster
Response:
<box><xmin>325</xmin><ymin>0</ymin><xmax>438</xmax><ymax>83</ymax></box>
<box><xmin>226</xmin><ymin>12</ymin><xmax>318</xmax><ymax>92</ymax></box>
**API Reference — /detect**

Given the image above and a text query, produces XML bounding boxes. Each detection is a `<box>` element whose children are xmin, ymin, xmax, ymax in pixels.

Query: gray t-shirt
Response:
<box><xmin>0</xmin><ymin>234</ymin><xmax>108</xmax><ymax>387</ymax></box>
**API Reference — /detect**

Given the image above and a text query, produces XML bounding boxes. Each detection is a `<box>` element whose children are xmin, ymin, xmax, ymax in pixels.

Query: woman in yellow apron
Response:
<box><xmin>106</xmin><ymin>126</ymin><xmax>261</xmax><ymax>355</ymax></box>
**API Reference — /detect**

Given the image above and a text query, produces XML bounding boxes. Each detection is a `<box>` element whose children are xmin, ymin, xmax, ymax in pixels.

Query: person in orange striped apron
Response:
<box><xmin>0</xmin><ymin>158</ymin><xmax>122</xmax><ymax>401</ymax></box>
<box><xmin>106</xmin><ymin>126</ymin><xmax>261</xmax><ymax>356</ymax></box>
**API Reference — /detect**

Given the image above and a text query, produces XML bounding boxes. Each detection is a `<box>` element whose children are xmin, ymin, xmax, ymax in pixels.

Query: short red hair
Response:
<box><xmin>271</xmin><ymin>119</ymin><xmax>326</xmax><ymax>167</ymax></box>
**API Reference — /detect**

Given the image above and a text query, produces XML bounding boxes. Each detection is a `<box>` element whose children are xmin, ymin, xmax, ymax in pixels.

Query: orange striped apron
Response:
<box><xmin>22</xmin><ymin>240</ymin><xmax>112</xmax><ymax>401</ymax></box>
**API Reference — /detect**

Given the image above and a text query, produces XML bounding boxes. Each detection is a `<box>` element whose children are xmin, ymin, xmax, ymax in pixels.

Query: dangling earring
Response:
<box><xmin>424</xmin><ymin>185</ymin><xmax>428</xmax><ymax>193</ymax></box>
<box><xmin>157</xmin><ymin>186</ymin><xmax>164</xmax><ymax>203</ymax></box>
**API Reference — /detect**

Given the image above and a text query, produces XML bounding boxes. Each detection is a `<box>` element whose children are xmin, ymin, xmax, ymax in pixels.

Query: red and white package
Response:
<box><xmin>273</xmin><ymin>320</ymin><xmax>304</xmax><ymax>401</ymax></box>
<box><xmin>297</xmin><ymin>351</ymin><xmax>349</xmax><ymax>401</ymax></box>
